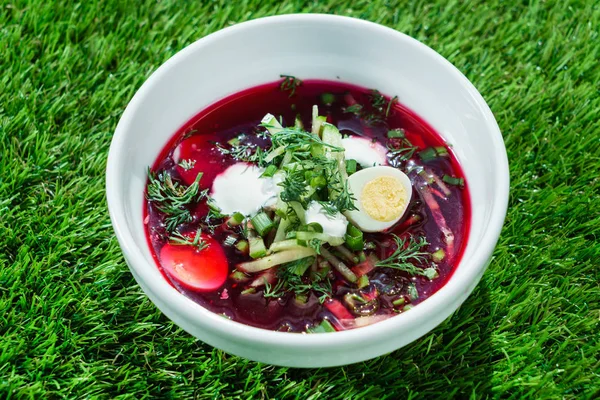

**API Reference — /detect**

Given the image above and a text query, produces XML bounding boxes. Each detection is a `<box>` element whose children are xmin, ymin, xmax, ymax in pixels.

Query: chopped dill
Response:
<box><xmin>344</xmin><ymin>90</ymin><xmax>399</xmax><ymax>125</ymax></box>
<box><xmin>279</xmin><ymin>75</ymin><xmax>303</xmax><ymax>97</ymax></box>
<box><xmin>271</xmin><ymin>260</ymin><xmax>333</xmax><ymax>304</ymax></box>
<box><xmin>343</xmin><ymin>103</ymin><xmax>363</xmax><ymax>115</ymax></box>
<box><xmin>322</xmin><ymin>166</ymin><xmax>358</xmax><ymax>215</ymax></box>
<box><xmin>266</xmin><ymin>127</ymin><xmax>344</xmax><ymax>153</ymax></box>
<box><xmin>178</xmin><ymin>159</ymin><xmax>196</xmax><ymax>171</ymax></box>
<box><xmin>168</xmin><ymin>229</ymin><xmax>209</xmax><ymax>251</ymax></box>
<box><xmin>307</xmin><ymin>238</ymin><xmax>323</xmax><ymax>254</ymax></box>
<box><xmin>214</xmin><ymin>141</ymin><xmax>264</xmax><ymax>164</ymax></box>
<box><xmin>376</xmin><ymin>235</ymin><xmax>434</xmax><ymax>277</ymax></box>
<box><xmin>146</xmin><ymin>169</ymin><xmax>207</xmax><ymax>232</ymax></box>
<box><xmin>279</xmin><ymin>167</ymin><xmax>309</xmax><ymax>204</ymax></box>
<box><xmin>387</xmin><ymin>143</ymin><xmax>418</xmax><ymax>162</ymax></box>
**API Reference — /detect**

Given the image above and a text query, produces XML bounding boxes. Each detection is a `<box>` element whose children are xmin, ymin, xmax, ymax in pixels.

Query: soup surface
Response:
<box><xmin>144</xmin><ymin>78</ymin><xmax>470</xmax><ymax>333</ymax></box>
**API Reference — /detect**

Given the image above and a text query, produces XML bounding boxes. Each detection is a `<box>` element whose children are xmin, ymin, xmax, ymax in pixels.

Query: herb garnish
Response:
<box><xmin>147</xmin><ymin>170</ymin><xmax>207</xmax><ymax>232</ymax></box>
<box><xmin>376</xmin><ymin>235</ymin><xmax>435</xmax><ymax>277</ymax></box>
<box><xmin>344</xmin><ymin>90</ymin><xmax>398</xmax><ymax>125</ymax></box>
<box><xmin>214</xmin><ymin>141</ymin><xmax>265</xmax><ymax>164</ymax></box>
<box><xmin>279</xmin><ymin>75</ymin><xmax>302</xmax><ymax>97</ymax></box>
<box><xmin>178</xmin><ymin>159</ymin><xmax>196</xmax><ymax>171</ymax></box>
<box><xmin>263</xmin><ymin>259</ymin><xmax>333</xmax><ymax>304</ymax></box>
<box><xmin>168</xmin><ymin>229</ymin><xmax>209</xmax><ymax>251</ymax></box>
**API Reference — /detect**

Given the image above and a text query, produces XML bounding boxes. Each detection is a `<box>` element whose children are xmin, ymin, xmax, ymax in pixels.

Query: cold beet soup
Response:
<box><xmin>144</xmin><ymin>77</ymin><xmax>471</xmax><ymax>333</ymax></box>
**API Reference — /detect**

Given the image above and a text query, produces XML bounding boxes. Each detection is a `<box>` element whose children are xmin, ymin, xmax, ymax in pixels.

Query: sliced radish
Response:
<box><xmin>159</xmin><ymin>234</ymin><xmax>228</xmax><ymax>291</ymax></box>
<box><xmin>351</xmin><ymin>258</ymin><xmax>375</xmax><ymax>277</ymax></box>
<box><xmin>324</xmin><ymin>299</ymin><xmax>354</xmax><ymax>320</ymax></box>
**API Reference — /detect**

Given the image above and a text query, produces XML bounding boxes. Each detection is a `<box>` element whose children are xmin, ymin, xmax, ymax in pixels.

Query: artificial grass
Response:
<box><xmin>1</xmin><ymin>0</ymin><xmax>598</xmax><ymax>398</ymax></box>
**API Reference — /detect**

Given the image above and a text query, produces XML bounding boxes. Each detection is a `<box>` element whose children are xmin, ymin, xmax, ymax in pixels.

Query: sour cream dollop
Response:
<box><xmin>304</xmin><ymin>201</ymin><xmax>348</xmax><ymax>237</ymax></box>
<box><xmin>342</xmin><ymin>136</ymin><xmax>388</xmax><ymax>168</ymax></box>
<box><xmin>210</xmin><ymin>163</ymin><xmax>280</xmax><ymax>216</ymax></box>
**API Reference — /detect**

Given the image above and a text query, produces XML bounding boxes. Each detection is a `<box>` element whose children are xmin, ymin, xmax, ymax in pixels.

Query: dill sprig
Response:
<box><xmin>146</xmin><ymin>170</ymin><xmax>207</xmax><ymax>232</ymax></box>
<box><xmin>279</xmin><ymin>75</ymin><xmax>302</xmax><ymax>97</ymax></box>
<box><xmin>263</xmin><ymin>257</ymin><xmax>333</xmax><ymax>304</ymax></box>
<box><xmin>279</xmin><ymin>167</ymin><xmax>309</xmax><ymax>204</ymax></box>
<box><xmin>387</xmin><ymin>129</ymin><xmax>418</xmax><ymax>162</ymax></box>
<box><xmin>178</xmin><ymin>159</ymin><xmax>196</xmax><ymax>171</ymax></box>
<box><xmin>267</xmin><ymin>127</ymin><xmax>343</xmax><ymax>153</ymax></box>
<box><xmin>344</xmin><ymin>90</ymin><xmax>398</xmax><ymax>125</ymax></box>
<box><xmin>321</xmin><ymin>166</ymin><xmax>358</xmax><ymax>215</ymax></box>
<box><xmin>387</xmin><ymin>143</ymin><xmax>418</xmax><ymax>162</ymax></box>
<box><xmin>214</xmin><ymin>141</ymin><xmax>264</xmax><ymax>164</ymax></box>
<box><xmin>376</xmin><ymin>235</ymin><xmax>434</xmax><ymax>276</ymax></box>
<box><xmin>168</xmin><ymin>229</ymin><xmax>209</xmax><ymax>252</ymax></box>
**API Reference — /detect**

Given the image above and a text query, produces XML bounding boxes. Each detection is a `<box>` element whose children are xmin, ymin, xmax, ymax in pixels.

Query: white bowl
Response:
<box><xmin>106</xmin><ymin>14</ymin><xmax>509</xmax><ymax>368</ymax></box>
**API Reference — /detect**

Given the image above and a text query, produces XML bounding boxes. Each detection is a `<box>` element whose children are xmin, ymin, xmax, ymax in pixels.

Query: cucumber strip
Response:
<box><xmin>237</xmin><ymin>248</ymin><xmax>316</xmax><ymax>273</ymax></box>
<box><xmin>273</xmin><ymin>216</ymin><xmax>290</xmax><ymax>243</ymax></box>
<box><xmin>295</xmin><ymin>231</ymin><xmax>345</xmax><ymax>246</ymax></box>
<box><xmin>264</xmin><ymin>145</ymin><xmax>286</xmax><ymax>163</ymax></box>
<box><xmin>269</xmin><ymin>239</ymin><xmax>304</xmax><ymax>253</ymax></box>
<box><xmin>249</xmin><ymin>236</ymin><xmax>267</xmax><ymax>259</ymax></box>
<box><xmin>289</xmin><ymin>201</ymin><xmax>306</xmax><ymax>224</ymax></box>
<box><xmin>261</xmin><ymin>113</ymin><xmax>283</xmax><ymax>134</ymax></box>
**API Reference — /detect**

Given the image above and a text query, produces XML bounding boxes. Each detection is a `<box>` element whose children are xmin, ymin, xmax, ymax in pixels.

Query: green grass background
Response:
<box><xmin>1</xmin><ymin>0</ymin><xmax>598</xmax><ymax>398</ymax></box>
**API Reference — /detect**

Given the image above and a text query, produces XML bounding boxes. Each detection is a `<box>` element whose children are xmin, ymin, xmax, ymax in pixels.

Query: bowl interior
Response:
<box><xmin>107</xmin><ymin>14</ymin><xmax>508</xmax><ymax>367</ymax></box>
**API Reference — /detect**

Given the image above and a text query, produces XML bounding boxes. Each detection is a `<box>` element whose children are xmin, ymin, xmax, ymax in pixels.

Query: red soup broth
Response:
<box><xmin>144</xmin><ymin>79</ymin><xmax>471</xmax><ymax>332</ymax></box>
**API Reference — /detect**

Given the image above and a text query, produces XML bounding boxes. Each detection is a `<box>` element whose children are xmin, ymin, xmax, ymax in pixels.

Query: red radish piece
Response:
<box><xmin>352</xmin><ymin>259</ymin><xmax>375</xmax><ymax>277</ymax></box>
<box><xmin>248</xmin><ymin>268</ymin><xmax>277</xmax><ymax>288</ymax></box>
<box><xmin>339</xmin><ymin>314</ymin><xmax>391</xmax><ymax>330</ymax></box>
<box><xmin>159</xmin><ymin>234</ymin><xmax>228</xmax><ymax>291</ymax></box>
<box><xmin>324</xmin><ymin>299</ymin><xmax>354</xmax><ymax>320</ymax></box>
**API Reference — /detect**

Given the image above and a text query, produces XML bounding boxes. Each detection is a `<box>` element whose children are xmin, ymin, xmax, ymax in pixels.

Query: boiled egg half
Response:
<box><xmin>344</xmin><ymin>166</ymin><xmax>412</xmax><ymax>232</ymax></box>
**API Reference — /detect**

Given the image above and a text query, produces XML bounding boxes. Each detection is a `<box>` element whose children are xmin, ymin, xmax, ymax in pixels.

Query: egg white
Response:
<box><xmin>344</xmin><ymin>166</ymin><xmax>412</xmax><ymax>232</ymax></box>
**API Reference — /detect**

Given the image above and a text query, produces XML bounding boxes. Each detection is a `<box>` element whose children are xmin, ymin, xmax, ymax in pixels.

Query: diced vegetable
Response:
<box><xmin>235</xmin><ymin>240</ymin><xmax>249</xmax><ymax>254</ymax></box>
<box><xmin>320</xmin><ymin>93</ymin><xmax>335</xmax><ymax>106</ymax></box>
<box><xmin>237</xmin><ymin>247</ymin><xmax>316</xmax><ymax>273</ymax></box>
<box><xmin>227</xmin><ymin>212</ymin><xmax>245</xmax><ymax>227</ymax></box>
<box><xmin>294</xmin><ymin>115</ymin><xmax>304</xmax><ymax>130</ymax></box>
<box><xmin>419</xmin><ymin>146</ymin><xmax>450</xmax><ymax>162</ymax></box>
<box><xmin>308</xmin><ymin>319</ymin><xmax>336</xmax><ymax>333</ymax></box>
<box><xmin>249</xmin><ymin>236</ymin><xmax>267</xmax><ymax>259</ymax></box>
<box><xmin>261</xmin><ymin>113</ymin><xmax>283</xmax><ymax>134</ymax></box>
<box><xmin>357</xmin><ymin>274</ymin><xmax>369</xmax><ymax>289</ymax></box>
<box><xmin>345</xmin><ymin>224</ymin><xmax>364</xmax><ymax>251</ymax></box>
<box><xmin>286</xmin><ymin>256</ymin><xmax>315</xmax><ymax>276</ymax></box>
<box><xmin>387</xmin><ymin>129</ymin><xmax>405</xmax><ymax>138</ymax></box>
<box><xmin>432</xmin><ymin>248</ymin><xmax>446</xmax><ymax>263</ymax></box>
<box><xmin>442</xmin><ymin>174</ymin><xmax>465</xmax><ymax>187</ymax></box>
<box><xmin>230</xmin><ymin>270</ymin><xmax>250</xmax><ymax>282</ymax></box>
<box><xmin>339</xmin><ymin>314</ymin><xmax>391</xmax><ymax>329</ymax></box>
<box><xmin>269</xmin><ymin>239</ymin><xmax>304</xmax><ymax>253</ymax></box>
<box><xmin>295</xmin><ymin>231</ymin><xmax>345</xmax><ymax>246</ymax></box>
<box><xmin>223</xmin><ymin>235</ymin><xmax>237</xmax><ymax>247</ymax></box>
<box><xmin>248</xmin><ymin>268</ymin><xmax>277</xmax><ymax>287</ymax></box>
<box><xmin>273</xmin><ymin>216</ymin><xmax>290</xmax><ymax>243</ymax></box>
<box><xmin>264</xmin><ymin>145</ymin><xmax>286</xmax><ymax>163</ymax></box>
<box><xmin>251</xmin><ymin>212</ymin><xmax>275</xmax><ymax>237</ymax></box>
<box><xmin>392</xmin><ymin>297</ymin><xmax>405</xmax><ymax>307</ymax></box>
<box><xmin>261</xmin><ymin>164</ymin><xmax>278</xmax><ymax>178</ymax></box>
<box><xmin>346</xmin><ymin>159</ymin><xmax>357</xmax><ymax>175</ymax></box>
<box><xmin>289</xmin><ymin>201</ymin><xmax>306</xmax><ymax>224</ymax></box>
<box><xmin>324</xmin><ymin>299</ymin><xmax>354</xmax><ymax>320</ymax></box>
<box><xmin>320</xmin><ymin>247</ymin><xmax>357</xmax><ymax>283</ymax></box>
<box><xmin>334</xmin><ymin>245</ymin><xmax>359</xmax><ymax>264</ymax></box>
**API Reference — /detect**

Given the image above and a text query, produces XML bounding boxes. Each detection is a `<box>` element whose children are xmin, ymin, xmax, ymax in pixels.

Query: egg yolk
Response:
<box><xmin>360</xmin><ymin>176</ymin><xmax>407</xmax><ymax>222</ymax></box>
